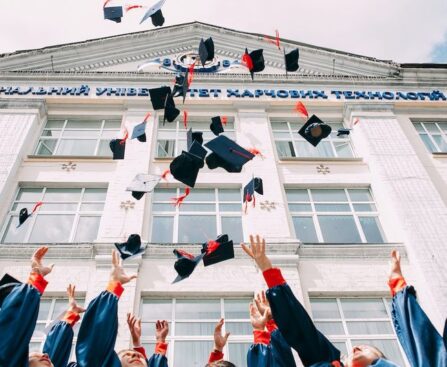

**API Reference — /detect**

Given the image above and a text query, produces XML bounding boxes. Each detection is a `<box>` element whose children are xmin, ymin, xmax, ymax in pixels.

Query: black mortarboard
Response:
<box><xmin>104</xmin><ymin>6</ymin><xmax>123</xmax><ymax>23</ymax></box>
<box><xmin>109</xmin><ymin>139</ymin><xmax>126</xmax><ymax>160</ymax></box>
<box><xmin>173</xmin><ymin>250</ymin><xmax>204</xmax><ymax>283</ymax></box>
<box><xmin>298</xmin><ymin>115</ymin><xmax>332</xmax><ymax>147</ymax></box>
<box><xmin>126</xmin><ymin>174</ymin><xmax>161</xmax><ymax>200</ymax></box>
<box><xmin>188</xmin><ymin>141</ymin><xmax>207</xmax><ymax>160</ymax></box>
<box><xmin>337</xmin><ymin>128</ymin><xmax>351</xmax><ymax>137</ymax></box>
<box><xmin>187</xmin><ymin>128</ymin><xmax>204</xmax><ymax>150</ymax></box>
<box><xmin>443</xmin><ymin>319</ymin><xmax>447</xmax><ymax>348</ymax></box>
<box><xmin>149</xmin><ymin>86</ymin><xmax>171</xmax><ymax>110</ymax></box>
<box><xmin>201</xmin><ymin>235</ymin><xmax>234</xmax><ymax>267</ymax></box>
<box><xmin>131</xmin><ymin>122</ymin><xmax>147</xmax><ymax>143</ymax></box>
<box><xmin>246</xmin><ymin>48</ymin><xmax>265</xmax><ymax>80</ymax></box>
<box><xmin>164</xmin><ymin>94</ymin><xmax>180</xmax><ymax>124</ymax></box>
<box><xmin>140</xmin><ymin>0</ymin><xmax>166</xmax><ymax>27</ymax></box>
<box><xmin>198</xmin><ymin>37</ymin><xmax>215</xmax><ymax>67</ymax></box>
<box><xmin>172</xmin><ymin>72</ymin><xmax>189</xmax><ymax>103</ymax></box>
<box><xmin>170</xmin><ymin>151</ymin><xmax>205</xmax><ymax>187</ymax></box>
<box><xmin>205</xmin><ymin>135</ymin><xmax>255</xmax><ymax>173</ymax></box>
<box><xmin>285</xmin><ymin>48</ymin><xmax>299</xmax><ymax>72</ymax></box>
<box><xmin>18</xmin><ymin>208</ymin><xmax>31</xmax><ymax>227</ymax></box>
<box><xmin>243</xmin><ymin>178</ymin><xmax>264</xmax><ymax>202</ymax></box>
<box><xmin>114</xmin><ymin>234</ymin><xmax>145</xmax><ymax>260</ymax></box>
<box><xmin>0</xmin><ymin>274</ymin><xmax>22</xmax><ymax>307</ymax></box>
<box><xmin>210</xmin><ymin>116</ymin><xmax>225</xmax><ymax>136</ymax></box>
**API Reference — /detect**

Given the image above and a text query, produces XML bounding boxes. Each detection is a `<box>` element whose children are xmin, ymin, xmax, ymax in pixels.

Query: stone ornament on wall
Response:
<box><xmin>61</xmin><ymin>161</ymin><xmax>77</xmax><ymax>172</ymax></box>
<box><xmin>316</xmin><ymin>164</ymin><xmax>330</xmax><ymax>175</ymax></box>
<box><xmin>120</xmin><ymin>200</ymin><xmax>135</xmax><ymax>210</ymax></box>
<box><xmin>260</xmin><ymin>200</ymin><xmax>277</xmax><ymax>212</ymax></box>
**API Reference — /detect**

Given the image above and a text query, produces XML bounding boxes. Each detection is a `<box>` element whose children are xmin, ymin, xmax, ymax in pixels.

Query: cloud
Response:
<box><xmin>431</xmin><ymin>33</ymin><xmax>447</xmax><ymax>62</ymax></box>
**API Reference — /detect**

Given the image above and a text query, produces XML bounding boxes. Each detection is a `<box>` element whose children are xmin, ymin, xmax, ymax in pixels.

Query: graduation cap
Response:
<box><xmin>164</xmin><ymin>94</ymin><xmax>180</xmax><ymax>124</ymax></box>
<box><xmin>205</xmin><ymin>135</ymin><xmax>255</xmax><ymax>173</ymax></box>
<box><xmin>131</xmin><ymin>112</ymin><xmax>151</xmax><ymax>143</ymax></box>
<box><xmin>198</xmin><ymin>37</ymin><xmax>215</xmax><ymax>67</ymax></box>
<box><xmin>210</xmin><ymin>116</ymin><xmax>225</xmax><ymax>136</ymax></box>
<box><xmin>285</xmin><ymin>48</ymin><xmax>299</xmax><ymax>72</ymax></box>
<box><xmin>140</xmin><ymin>0</ymin><xmax>166</xmax><ymax>27</ymax></box>
<box><xmin>109</xmin><ymin>139</ymin><xmax>126</xmax><ymax>159</ymax></box>
<box><xmin>114</xmin><ymin>234</ymin><xmax>145</xmax><ymax>260</ymax></box>
<box><xmin>201</xmin><ymin>235</ymin><xmax>234</xmax><ymax>267</ymax></box>
<box><xmin>243</xmin><ymin>178</ymin><xmax>263</xmax><ymax>203</ymax></box>
<box><xmin>187</xmin><ymin>128</ymin><xmax>204</xmax><ymax>150</ymax></box>
<box><xmin>172</xmin><ymin>72</ymin><xmax>189</xmax><ymax>103</ymax></box>
<box><xmin>298</xmin><ymin>115</ymin><xmax>332</xmax><ymax>147</ymax></box>
<box><xmin>126</xmin><ymin>174</ymin><xmax>161</xmax><ymax>200</ymax></box>
<box><xmin>149</xmin><ymin>86</ymin><xmax>171</xmax><ymax>110</ymax></box>
<box><xmin>170</xmin><ymin>149</ymin><xmax>205</xmax><ymax>188</ymax></box>
<box><xmin>0</xmin><ymin>273</ymin><xmax>22</xmax><ymax>307</ymax></box>
<box><xmin>243</xmin><ymin>48</ymin><xmax>265</xmax><ymax>80</ymax></box>
<box><xmin>17</xmin><ymin>202</ymin><xmax>43</xmax><ymax>228</ymax></box>
<box><xmin>337</xmin><ymin>128</ymin><xmax>351</xmax><ymax>137</ymax></box>
<box><xmin>173</xmin><ymin>249</ymin><xmax>204</xmax><ymax>283</ymax></box>
<box><xmin>104</xmin><ymin>5</ymin><xmax>123</xmax><ymax>23</ymax></box>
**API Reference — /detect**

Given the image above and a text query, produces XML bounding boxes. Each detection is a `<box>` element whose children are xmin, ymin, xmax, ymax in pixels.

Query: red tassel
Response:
<box><xmin>253</xmin><ymin>194</ymin><xmax>256</xmax><ymax>208</ymax></box>
<box><xmin>119</xmin><ymin>129</ymin><xmax>128</xmax><ymax>145</ymax></box>
<box><xmin>176</xmin><ymin>249</ymin><xmax>194</xmax><ymax>260</ymax></box>
<box><xmin>143</xmin><ymin>112</ymin><xmax>151</xmax><ymax>123</ymax></box>
<box><xmin>103</xmin><ymin>0</ymin><xmax>112</xmax><ymax>8</ymax></box>
<box><xmin>353</xmin><ymin>118</ymin><xmax>360</xmax><ymax>126</ymax></box>
<box><xmin>263</xmin><ymin>30</ymin><xmax>281</xmax><ymax>50</ymax></box>
<box><xmin>171</xmin><ymin>188</ymin><xmax>191</xmax><ymax>207</ymax></box>
<box><xmin>206</xmin><ymin>240</ymin><xmax>220</xmax><ymax>255</ymax></box>
<box><xmin>221</xmin><ymin>116</ymin><xmax>228</xmax><ymax>125</ymax></box>
<box><xmin>32</xmin><ymin>202</ymin><xmax>43</xmax><ymax>213</ymax></box>
<box><xmin>242</xmin><ymin>52</ymin><xmax>254</xmax><ymax>71</ymax></box>
<box><xmin>187</xmin><ymin>63</ymin><xmax>195</xmax><ymax>87</ymax></box>
<box><xmin>331</xmin><ymin>362</ymin><xmax>342</xmax><ymax>367</ymax></box>
<box><xmin>248</xmin><ymin>148</ymin><xmax>264</xmax><ymax>158</ymax></box>
<box><xmin>125</xmin><ymin>4</ymin><xmax>144</xmax><ymax>11</ymax></box>
<box><xmin>161</xmin><ymin>169</ymin><xmax>170</xmax><ymax>181</ymax></box>
<box><xmin>229</xmin><ymin>148</ymin><xmax>253</xmax><ymax>160</ymax></box>
<box><xmin>183</xmin><ymin>111</ymin><xmax>188</xmax><ymax>129</ymax></box>
<box><xmin>295</xmin><ymin>101</ymin><xmax>309</xmax><ymax>118</ymax></box>
<box><xmin>275</xmin><ymin>30</ymin><xmax>281</xmax><ymax>49</ymax></box>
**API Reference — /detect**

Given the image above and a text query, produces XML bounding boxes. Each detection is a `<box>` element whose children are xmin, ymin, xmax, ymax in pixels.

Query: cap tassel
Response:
<box><xmin>172</xmin><ymin>188</ymin><xmax>191</xmax><ymax>208</ymax></box>
<box><xmin>161</xmin><ymin>169</ymin><xmax>170</xmax><ymax>181</ymax></box>
<box><xmin>229</xmin><ymin>148</ymin><xmax>253</xmax><ymax>160</ymax></box>
<box><xmin>32</xmin><ymin>201</ymin><xmax>43</xmax><ymax>213</ymax></box>
<box><xmin>248</xmin><ymin>148</ymin><xmax>264</xmax><ymax>159</ymax></box>
<box><xmin>187</xmin><ymin>63</ymin><xmax>195</xmax><ymax>87</ymax></box>
<box><xmin>295</xmin><ymin>101</ymin><xmax>309</xmax><ymax>118</ymax></box>
<box><xmin>242</xmin><ymin>52</ymin><xmax>254</xmax><ymax>71</ymax></box>
<box><xmin>263</xmin><ymin>30</ymin><xmax>281</xmax><ymax>50</ymax></box>
<box><xmin>183</xmin><ymin>111</ymin><xmax>188</xmax><ymax>129</ymax></box>
<box><xmin>221</xmin><ymin>116</ymin><xmax>228</xmax><ymax>125</ymax></box>
<box><xmin>244</xmin><ymin>193</ymin><xmax>252</xmax><ymax>214</ymax></box>
<box><xmin>103</xmin><ymin>0</ymin><xmax>112</xmax><ymax>8</ymax></box>
<box><xmin>353</xmin><ymin>118</ymin><xmax>360</xmax><ymax>126</ymax></box>
<box><xmin>143</xmin><ymin>112</ymin><xmax>151</xmax><ymax>123</ymax></box>
<box><xmin>119</xmin><ymin>129</ymin><xmax>129</xmax><ymax>145</ymax></box>
<box><xmin>125</xmin><ymin>4</ymin><xmax>144</xmax><ymax>11</ymax></box>
<box><xmin>206</xmin><ymin>240</ymin><xmax>220</xmax><ymax>255</ymax></box>
<box><xmin>176</xmin><ymin>249</ymin><xmax>195</xmax><ymax>260</ymax></box>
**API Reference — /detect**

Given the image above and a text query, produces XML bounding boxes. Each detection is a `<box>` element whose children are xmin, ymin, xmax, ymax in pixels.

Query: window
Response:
<box><xmin>30</xmin><ymin>296</ymin><xmax>85</xmax><ymax>361</ymax></box>
<box><xmin>151</xmin><ymin>188</ymin><xmax>243</xmax><ymax>243</ymax></box>
<box><xmin>2</xmin><ymin>187</ymin><xmax>107</xmax><ymax>243</ymax></box>
<box><xmin>286</xmin><ymin>188</ymin><xmax>385</xmax><ymax>244</ymax></box>
<box><xmin>140</xmin><ymin>298</ymin><xmax>252</xmax><ymax>366</ymax></box>
<box><xmin>414</xmin><ymin>122</ymin><xmax>447</xmax><ymax>153</ymax></box>
<box><xmin>310</xmin><ymin>297</ymin><xmax>407</xmax><ymax>366</ymax></box>
<box><xmin>35</xmin><ymin>119</ymin><xmax>121</xmax><ymax>157</ymax></box>
<box><xmin>157</xmin><ymin>119</ymin><xmax>236</xmax><ymax>158</ymax></box>
<box><xmin>272</xmin><ymin>120</ymin><xmax>354</xmax><ymax>158</ymax></box>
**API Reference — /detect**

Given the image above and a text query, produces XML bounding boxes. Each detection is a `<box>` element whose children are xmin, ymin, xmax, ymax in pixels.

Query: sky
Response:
<box><xmin>0</xmin><ymin>0</ymin><xmax>446</xmax><ymax>63</ymax></box>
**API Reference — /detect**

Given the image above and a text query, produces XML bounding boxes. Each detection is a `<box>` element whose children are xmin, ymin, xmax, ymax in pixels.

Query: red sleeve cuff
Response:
<box><xmin>253</xmin><ymin>330</ymin><xmax>271</xmax><ymax>345</ymax></box>
<box><xmin>388</xmin><ymin>276</ymin><xmax>407</xmax><ymax>297</ymax></box>
<box><xmin>208</xmin><ymin>350</ymin><xmax>224</xmax><ymax>362</ymax></box>
<box><xmin>155</xmin><ymin>342</ymin><xmax>168</xmax><ymax>356</ymax></box>
<box><xmin>263</xmin><ymin>268</ymin><xmax>286</xmax><ymax>289</ymax></box>
<box><xmin>27</xmin><ymin>272</ymin><xmax>48</xmax><ymax>294</ymax></box>
<box><xmin>266</xmin><ymin>319</ymin><xmax>278</xmax><ymax>333</ymax></box>
<box><xmin>134</xmin><ymin>346</ymin><xmax>147</xmax><ymax>359</ymax></box>
<box><xmin>106</xmin><ymin>280</ymin><xmax>124</xmax><ymax>298</ymax></box>
<box><xmin>63</xmin><ymin>311</ymin><xmax>81</xmax><ymax>327</ymax></box>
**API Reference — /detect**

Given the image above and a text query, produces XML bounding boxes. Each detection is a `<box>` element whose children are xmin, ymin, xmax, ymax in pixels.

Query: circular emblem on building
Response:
<box><xmin>173</xmin><ymin>51</ymin><xmax>221</xmax><ymax>73</ymax></box>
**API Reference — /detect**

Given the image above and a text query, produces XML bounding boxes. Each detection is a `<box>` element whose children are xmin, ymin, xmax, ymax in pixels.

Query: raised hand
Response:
<box><xmin>241</xmin><ymin>235</ymin><xmax>273</xmax><ymax>272</ymax></box>
<box><xmin>155</xmin><ymin>320</ymin><xmax>169</xmax><ymax>343</ymax></box>
<box><xmin>31</xmin><ymin>247</ymin><xmax>54</xmax><ymax>277</ymax></box>
<box><xmin>127</xmin><ymin>313</ymin><xmax>142</xmax><ymax>346</ymax></box>
<box><xmin>389</xmin><ymin>250</ymin><xmax>403</xmax><ymax>280</ymax></box>
<box><xmin>213</xmin><ymin>318</ymin><xmax>230</xmax><ymax>352</ymax></box>
<box><xmin>110</xmin><ymin>250</ymin><xmax>138</xmax><ymax>284</ymax></box>
<box><xmin>67</xmin><ymin>284</ymin><xmax>86</xmax><ymax>314</ymax></box>
<box><xmin>249</xmin><ymin>302</ymin><xmax>270</xmax><ymax>331</ymax></box>
<box><xmin>254</xmin><ymin>291</ymin><xmax>271</xmax><ymax>318</ymax></box>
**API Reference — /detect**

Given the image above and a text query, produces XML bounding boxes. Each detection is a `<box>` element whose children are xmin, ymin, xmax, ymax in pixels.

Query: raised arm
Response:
<box><xmin>208</xmin><ymin>319</ymin><xmax>231</xmax><ymax>364</ymax></box>
<box><xmin>0</xmin><ymin>247</ymin><xmax>52</xmax><ymax>367</ymax></box>
<box><xmin>75</xmin><ymin>250</ymin><xmax>137</xmax><ymax>367</ymax></box>
<box><xmin>242</xmin><ymin>235</ymin><xmax>340</xmax><ymax>367</ymax></box>
<box><xmin>43</xmin><ymin>284</ymin><xmax>85</xmax><ymax>367</ymax></box>
<box><xmin>388</xmin><ymin>250</ymin><xmax>447</xmax><ymax>366</ymax></box>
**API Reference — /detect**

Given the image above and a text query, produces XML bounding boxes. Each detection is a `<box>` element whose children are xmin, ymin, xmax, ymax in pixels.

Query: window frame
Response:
<box><xmin>286</xmin><ymin>188</ymin><xmax>385</xmax><ymax>244</ymax></box>
<box><xmin>413</xmin><ymin>121</ymin><xmax>447</xmax><ymax>153</ymax></box>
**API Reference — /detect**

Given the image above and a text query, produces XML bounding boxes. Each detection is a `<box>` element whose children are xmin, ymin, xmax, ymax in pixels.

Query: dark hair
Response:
<box><xmin>206</xmin><ymin>361</ymin><xmax>236</xmax><ymax>367</ymax></box>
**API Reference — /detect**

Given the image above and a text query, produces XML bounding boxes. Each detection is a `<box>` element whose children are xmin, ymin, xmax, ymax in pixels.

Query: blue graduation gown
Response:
<box><xmin>391</xmin><ymin>286</ymin><xmax>447</xmax><ymax>367</ymax></box>
<box><xmin>148</xmin><ymin>353</ymin><xmax>169</xmax><ymax>367</ymax></box>
<box><xmin>43</xmin><ymin>320</ymin><xmax>74</xmax><ymax>367</ymax></box>
<box><xmin>0</xmin><ymin>283</ymin><xmax>42</xmax><ymax>367</ymax></box>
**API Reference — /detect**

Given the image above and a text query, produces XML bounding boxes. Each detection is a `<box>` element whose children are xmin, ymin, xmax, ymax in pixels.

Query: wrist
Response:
<box><xmin>213</xmin><ymin>344</ymin><xmax>224</xmax><ymax>352</ymax></box>
<box><xmin>132</xmin><ymin>338</ymin><xmax>142</xmax><ymax>347</ymax></box>
<box><xmin>156</xmin><ymin>338</ymin><xmax>166</xmax><ymax>344</ymax></box>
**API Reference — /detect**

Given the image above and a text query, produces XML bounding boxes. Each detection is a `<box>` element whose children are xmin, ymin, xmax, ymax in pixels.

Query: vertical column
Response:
<box><xmin>235</xmin><ymin>106</ymin><xmax>295</xmax><ymax>241</ymax></box>
<box><xmin>344</xmin><ymin>103</ymin><xmax>447</xmax><ymax>327</ymax></box>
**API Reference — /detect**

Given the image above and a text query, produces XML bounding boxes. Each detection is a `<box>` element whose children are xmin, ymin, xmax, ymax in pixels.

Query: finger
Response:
<box><xmin>156</xmin><ymin>320</ymin><xmax>161</xmax><ymax>330</ymax></box>
<box><xmin>112</xmin><ymin>250</ymin><xmax>118</xmax><ymax>266</ymax></box>
<box><xmin>138</xmin><ymin>318</ymin><xmax>142</xmax><ymax>329</ymax></box>
<box><xmin>224</xmin><ymin>332</ymin><xmax>230</xmax><ymax>341</ymax></box>
<box><xmin>261</xmin><ymin>291</ymin><xmax>266</xmax><ymax>304</ymax></box>
<box><xmin>396</xmin><ymin>250</ymin><xmax>401</xmax><ymax>262</ymax></box>
<box><xmin>128</xmin><ymin>274</ymin><xmax>138</xmax><ymax>281</ymax></box>
<box><xmin>241</xmin><ymin>243</ymin><xmax>254</xmax><ymax>259</ymax></box>
<box><xmin>127</xmin><ymin>313</ymin><xmax>131</xmax><ymax>323</ymax></box>
<box><xmin>49</xmin><ymin>264</ymin><xmax>55</xmax><ymax>271</ymax></box>
<box><xmin>249</xmin><ymin>234</ymin><xmax>254</xmax><ymax>246</ymax></box>
<box><xmin>78</xmin><ymin>307</ymin><xmax>86</xmax><ymax>314</ymax></box>
<box><xmin>261</xmin><ymin>237</ymin><xmax>266</xmax><ymax>255</ymax></box>
<box><xmin>72</xmin><ymin>285</ymin><xmax>76</xmax><ymax>297</ymax></box>
<box><xmin>249</xmin><ymin>302</ymin><xmax>256</xmax><ymax>316</ymax></box>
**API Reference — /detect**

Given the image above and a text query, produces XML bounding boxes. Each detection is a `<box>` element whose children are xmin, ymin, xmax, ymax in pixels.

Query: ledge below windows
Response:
<box><xmin>298</xmin><ymin>243</ymin><xmax>406</xmax><ymax>259</ymax></box>
<box><xmin>279</xmin><ymin>157</ymin><xmax>364</xmax><ymax>163</ymax></box>
<box><xmin>26</xmin><ymin>155</ymin><xmax>114</xmax><ymax>162</ymax></box>
<box><xmin>432</xmin><ymin>152</ymin><xmax>447</xmax><ymax>158</ymax></box>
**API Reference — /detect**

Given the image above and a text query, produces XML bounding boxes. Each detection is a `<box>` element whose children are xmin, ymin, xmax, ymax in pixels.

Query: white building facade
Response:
<box><xmin>0</xmin><ymin>22</ymin><xmax>446</xmax><ymax>366</ymax></box>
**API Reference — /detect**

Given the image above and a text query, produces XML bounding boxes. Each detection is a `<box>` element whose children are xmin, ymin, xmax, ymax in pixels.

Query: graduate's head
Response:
<box><xmin>342</xmin><ymin>344</ymin><xmax>386</xmax><ymax>367</ymax></box>
<box><xmin>29</xmin><ymin>352</ymin><xmax>54</xmax><ymax>367</ymax></box>
<box><xmin>206</xmin><ymin>361</ymin><xmax>236</xmax><ymax>367</ymax></box>
<box><xmin>118</xmin><ymin>349</ymin><xmax>148</xmax><ymax>367</ymax></box>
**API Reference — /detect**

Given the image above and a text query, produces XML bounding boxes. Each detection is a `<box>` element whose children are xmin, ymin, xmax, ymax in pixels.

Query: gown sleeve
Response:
<box><xmin>0</xmin><ymin>272</ymin><xmax>47</xmax><ymax>367</ymax></box>
<box><xmin>147</xmin><ymin>342</ymin><xmax>169</xmax><ymax>367</ymax></box>
<box><xmin>389</xmin><ymin>276</ymin><xmax>447</xmax><ymax>367</ymax></box>
<box><xmin>247</xmin><ymin>330</ymin><xmax>272</xmax><ymax>367</ymax></box>
<box><xmin>270</xmin><ymin>327</ymin><xmax>297</xmax><ymax>367</ymax></box>
<box><xmin>43</xmin><ymin>311</ymin><xmax>81</xmax><ymax>367</ymax></box>
<box><xmin>75</xmin><ymin>281</ymin><xmax>123</xmax><ymax>367</ymax></box>
<box><xmin>264</xmin><ymin>268</ymin><xmax>340</xmax><ymax>367</ymax></box>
